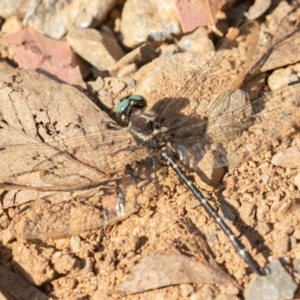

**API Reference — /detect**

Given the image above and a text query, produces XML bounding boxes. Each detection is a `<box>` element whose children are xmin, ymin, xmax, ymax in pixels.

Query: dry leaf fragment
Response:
<box><xmin>175</xmin><ymin>0</ymin><xmax>226</xmax><ymax>33</ymax></box>
<box><xmin>117</xmin><ymin>252</ymin><xmax>238</xmax><ymax>294</ymax></box>
<box><xmin>1</xmin><ymin>28</ymin><xmax>86</xmax><ymax>89</ymax></box>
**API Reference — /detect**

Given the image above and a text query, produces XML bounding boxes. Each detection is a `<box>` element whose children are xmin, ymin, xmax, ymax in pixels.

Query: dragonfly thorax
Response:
<box><xmin>129</xmin><ymin>111</ymin><xmax>167</xmax><ymax>150</ymax></box>
<box><xmin>117</xmin><ymin>94</ymin><xmax>170</xmax><ymax>149</ymax></box>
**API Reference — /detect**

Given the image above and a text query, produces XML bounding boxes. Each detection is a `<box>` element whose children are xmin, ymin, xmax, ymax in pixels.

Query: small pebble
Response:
<box><xmin>294</xmin><ymin>259</ymin><xmax>300</xmax><ymax>273</ymax></box>
<box><xmin>273</xmin><ymin>232</ymin><xmax>290</xmax><ymax>254</ymax></box>
<box><xmin>215</xmin><ymin>294</ymin><xmax>239</xmax><ymax>300</ymax></box>
<box><xmin>2</xmin><ymin>228</ymin><xmax>14</xmax><ymax>245</ymax></box>
<box><xmin>110</xmin><ymin>79</ymin><xmax>126</xmax><ymax>94</ymax></box>
<box><xmin>158</xmin><ymin>44</ymin><xmax>178</xmax><ymax>56</ymax></box>
<box><xmin>220</xmin><ymin>203</ymin><xmax>237</xmax><ymax>222</ymax></box>
<box><xmin>290</xmin><ymin>236</ymin><xmax>297</xmax><ymax>248</ymax></box>
<box><xmin>117</xmin><ymin>63</ymin><xmax>137</xmax><ymax>77</ymax></box>
<box><xmin>225</xmin><ymin>284</ymin><xmax>239</xmax><ymax>296</ymax></box>
<box><xmin>256</xmin><ymin>222</ymin><xmax>272</xmax><ymax>235</ymax></box>
<box><xmin>127</xmin><ymin>78</ymin><xmax>136</xmax><ymax>88</ymax></box>
<box><xmin>271</xmin><ymin>147</ymin><xmax>300</xmax><ymax>169</ymax></box>
<box><xmin>261</xmin><ymin>173</ymin><xmax>270</xmax><ymax>184</ymax></box>
<box><xmin>190</xmin><ymin>286</ymin><xmax>213</xmax><ymax>300</ymax></box>
<box><xmin>99</xmin><ymin>88</ymin><xmax>109</xmax><ymax>97</ymax></box>
<box><xmin>180</xmin><ymin>283</ymin><xmax>194</xmax><ymax>297</ymax></box>
<box><xmin>52</xmin><ymin>252</ymin><xmax>76</xmax><ymax>274</ymax></box>
<box><xmin>294</xmin><ymin>173</ymin><xmax>300</xmax><ymax>189</ymax></box>
<box><xmin>267</xmin><ymin>193</ymin><xmax>281</xmax><ymax>202</ymax></box>
<box><xmin>70</xmin><ymin>235</ymin><xmax>81</xmax><ymax>253</ymax></box>
<box><xmin>268</xmin><ymin>67</ymin><xmax>293</xmax><ymax>91</ymax></box>
<box><xmin>87</xmin><ymin>76</ymin><xmax>104</xmax><ymax>94</ymax></box>
<box><xmin>186</xmin><ymin>199</ymin><xmax>200</xmax><ymax>209</ymax></box>
<box><xmin>178</xmin><ymin>27</ymin><xmax>214</xmax><ymax>54</ymax></box>
<box><xmin>293</xmin><ymin>228</ymin><xmax>300</xmax><ymax>240</ymax></box>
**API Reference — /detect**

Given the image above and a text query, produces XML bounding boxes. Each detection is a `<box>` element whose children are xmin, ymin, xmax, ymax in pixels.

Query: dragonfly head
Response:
<box><xmin>116</xmin><ymin>95</ymin><xmax>147</xmax><ymax>125</ymax></box>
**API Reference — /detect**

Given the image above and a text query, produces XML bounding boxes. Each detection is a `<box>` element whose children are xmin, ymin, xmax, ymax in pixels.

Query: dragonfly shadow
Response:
<box><xmin>218</xmin><ymin>188</ymin><xmax>271</xmax><ymax>262</ymax></box>
<box><xmin>0</xmin><ymin>240</ymin><xmax>49</xmax><ymax>298</ymax></box>
<box><xmin>151</xmin><ymin>96</ymin><xmax>190</xmax><ymax>118</ymax></box>
<box><xmin>173</xmin><ymin>217</ymin><xmax>217</xmax><ymax>260</ymax></box>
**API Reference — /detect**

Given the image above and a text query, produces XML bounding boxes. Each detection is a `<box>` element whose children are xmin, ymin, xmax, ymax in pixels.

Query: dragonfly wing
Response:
<box><xmin>8</xmin><ymin>148</ymin><xmax>161</xmax><ymax>240</ymax></box>
<box><xmin>10</xmin><ymin>185</ymin><xmax>140</xmax><ymax>240</ymax></box>
<box><xmin>207</xmin><ymin>81</ymin><xmax>300</xmax><ymax>167</ymax></box>
<box><xmin>160</xmin><ymin>21</ymin><xmax>260</xmax><ymax>125</ymax></box>
<box><xmin>169</xmin><ymin>82</ymin><xmax>300</xmax><ymax>172</ymax></box>
<box><xmin>0</xmin><ymin>124</ymin><xmax>150</xmax><ymax>191</ymax></box>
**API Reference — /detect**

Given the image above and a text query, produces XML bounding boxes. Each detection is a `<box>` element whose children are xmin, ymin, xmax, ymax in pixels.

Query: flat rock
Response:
<box><xmin>67</xmin><ymin>26</ymin><xmax>125</xmax><ymax>71</ymax></box>
<box><xmin>268</xmin><ymin>67</ymin><xmax>297</xmax><ymax>91</ymax></box>
<box><xmin>1</xmin><ymin>16</ymin><xmax>23</xmax><ymax>34</ymax></box>
<box><xmin>0</xmin><ymin>0</ymin><xmax>27</xmax><ymax>18</ymax></box>
<box><xmin>244</xmin><ymin>260</ymin><xmax>297</xmax><ymax>300</ymax></box>
<box><xmin>271</xmin><ymin>146</ymin><xmax>300</xmax><ymax>169</ymax></box>
<box><xmin>23</xmin><ymin>0</ymin><xmax>117</xmax><ymax>39</ymax></box>
<box><xmin>120</xmin><ymin>0</ymin><xmax>182</xmax><ymax>48</ymax></box>
<box><xmin>70</xmin><ymin>235</ymin><xmax>81</xmax><ymax>253</ymax></box>
<box><xmin>178</xmin><ymin>27</ymin><xmax>214</xmax><ymax>54</ymax></box>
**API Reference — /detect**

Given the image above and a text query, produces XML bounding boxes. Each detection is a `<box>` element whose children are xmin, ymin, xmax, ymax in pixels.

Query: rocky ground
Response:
<box><xmin>0</xmin><ymin>1</ymin><xmax>300</xmax><ymax>299</ymax></box>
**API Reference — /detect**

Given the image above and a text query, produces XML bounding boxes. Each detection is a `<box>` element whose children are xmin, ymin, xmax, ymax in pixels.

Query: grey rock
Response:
<box><xmin>248</xmin><ymin>0</ymin><xmax>271</xmax><ymax>20</ymax></box>
<box><xmin>67</xmin><ymin>26</ymin><xmax>125</xmax><ymax>71</ymax></box>
<box><xmin>127</xmin><ymin>78</ymin><xmax>137</xmax><ymax>88</ymax></box>
<box><xmin>178</xmin><ymin>27</ymin><xmax>214</xmax><ymax>54</ymax></box>
<box><xmin>244</xmin><ymin>260</ymin><xmax>297</xmax><ymax>300</ymax></box>
<box><xmin>220</xmin><ymin>204</ymin><xmax>237</xmax><ymax>222</ymax></box>
<box><xmin>0</xmin><ymin>0</ymin><xmax>27</xmax><ymax>18</ymax></box>
<box><xmin>23</xmin><ymin>0</ymin><xmax>117</xmax><ymax>39</ymax></box>
<box><xmin>120</xmin><ymin>0</ymin><xmax>181</xmax><ymax>48</ymax></box>
<box><xmin>271</xmin><ymin>146</ymin><xmax>300</xmax><ymax>169</ymax></box>
<box><xmin>87</xmin><ymin>77</ymin><xmax>105</xmax><ymax>95</ymax></box>
<box><xmin>196</xmin><ymin>149</ymin><xmax>226</xmax><ymax>188</ymax></box>
<box><xmin>268</xmin><ymin>67</ymin><xmax>296</xmax><ymax>91</ymax></box>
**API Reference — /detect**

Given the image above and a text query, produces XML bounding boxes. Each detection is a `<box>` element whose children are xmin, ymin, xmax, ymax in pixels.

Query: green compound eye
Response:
<box><xmin>116</xmin><ymin>98</ymin><xmax>130</xmax><ymax>116</ymax></box>
<box><xmin>116</xmin><ymin>95</ymin><xmax>146</xmax><ymax>124</ymax></box>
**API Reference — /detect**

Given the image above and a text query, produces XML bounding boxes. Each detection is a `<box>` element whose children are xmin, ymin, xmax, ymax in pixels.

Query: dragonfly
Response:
<box><xmin>1</xmin><ymin>20</ymin><xmax>300</xmax><ymax>276</ymax></box>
